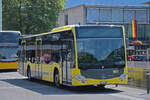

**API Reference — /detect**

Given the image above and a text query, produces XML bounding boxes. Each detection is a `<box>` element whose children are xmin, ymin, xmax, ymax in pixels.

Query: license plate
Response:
<box><xmin>100</xmin><ymin>81</ymin><xmax>107</xmax><ymax>84</ymax></box>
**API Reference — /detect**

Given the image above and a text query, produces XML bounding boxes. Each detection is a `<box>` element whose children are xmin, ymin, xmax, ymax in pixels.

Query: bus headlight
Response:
<box><xmin>120</xmin><ymin>73</ymin><xmax>127</xmax><ymax>79</ymax></box>
<box><xmin>75</xmin><ymin>75</ymin><xmax>86</xmax><ymax>81</ymax></box>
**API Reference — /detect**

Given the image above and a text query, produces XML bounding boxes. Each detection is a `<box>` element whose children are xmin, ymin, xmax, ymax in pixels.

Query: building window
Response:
<box><xmin>86</xmin><ymin>8</ymin><xmax>100</xmax><ymax>23</ymax></box>
<box><xmin>65</xmin><ymin>15</ymin><xmax>68</xmax><ymax>25</ymax></box>
<box><xmin>124</xmin><ymin>9</ymin><xmax>135</xmax><ymax>23</ymax></box>
<box><xmin>145</xmin><ymin>24</ymin><xmax>150</xmax><ymax>40</ymax></box>
<box><xmin>99</xmin><ymin>8</ymin><xmax>112</xmax><ymax>22</ymax></box>
<box><xmin>135</xmin><ymin>9</ymin><xmax>147</xmax><ymax>24</ymax></box>
<box><xmin>125</xmin><ymin>24</ymin><xmax>150</xmax><ymax>41</ymax></box>
<box><xmin>137</xmin><ymin>24</ymin><xmax>145</xmax><ymax>40</ymax></box>
<box><xmin>124</xmin><ymin>24</ymin><xmax>133</xmax><ymax>39</ymax></box>
<box><xmin>112</xmin><ymin>8</ymin><xmax>123</xmax><ymax>22</ymax></box>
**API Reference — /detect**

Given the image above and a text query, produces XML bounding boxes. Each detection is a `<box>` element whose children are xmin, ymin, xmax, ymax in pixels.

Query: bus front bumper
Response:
<box><xmin>72</xmin><ymin>75</ymin><xmax>128</xmax><ymax>86</ymax></box>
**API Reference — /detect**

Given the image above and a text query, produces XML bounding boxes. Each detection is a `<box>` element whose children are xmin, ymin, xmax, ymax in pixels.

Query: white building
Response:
<box><xmin>0</xmin><ymin>0</ymin><xmax>2</xmax><ymax>31</ymax></box>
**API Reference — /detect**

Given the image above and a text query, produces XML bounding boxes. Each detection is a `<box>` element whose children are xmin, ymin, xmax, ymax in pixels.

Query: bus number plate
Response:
<box><xmin>100</xmin><ymin>81</ymin><xmax>107</xmax><ymax>84</ymax></box>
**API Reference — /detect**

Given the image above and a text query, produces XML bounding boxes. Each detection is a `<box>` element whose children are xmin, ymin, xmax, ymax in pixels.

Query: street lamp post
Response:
<box><xmin>19</xmin><ymin>0</ymin><xmax>22</xmax><ymax>33</ymax></box>
<box><xmin>0</xmin><ymin>0</ymin><xmax>2</xmax><ymax>31</ymax></box>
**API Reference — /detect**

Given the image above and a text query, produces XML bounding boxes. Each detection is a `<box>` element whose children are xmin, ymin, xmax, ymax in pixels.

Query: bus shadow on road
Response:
<box><xmin>0</xmin><ymin>69</ymin><xmax>17</xmax><ymax>73</ymax></box>
<box><xmin>2</xmin><ymin>78</ymin><xmax>123</xmax><ymax>95</ymax></box>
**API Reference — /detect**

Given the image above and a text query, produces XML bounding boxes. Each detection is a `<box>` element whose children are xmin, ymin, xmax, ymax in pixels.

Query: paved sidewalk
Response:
<box><xmin>106</xmin><ymin>85</ymin><xmax>150</xmax><ymax>100</ymax></box>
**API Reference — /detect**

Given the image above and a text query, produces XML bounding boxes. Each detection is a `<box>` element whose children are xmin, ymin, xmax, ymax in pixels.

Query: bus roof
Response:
<box><xmin>0</xmin><ymin>31</ymin><xmax>21</xmax><ymax>35</ymax></box>
<box><xmin>21</xmin><ymin>25</ymin><xmax>123</xmax><ymax>39</ymax></box>
<box><xmin>0</xmin><ymin>30</ymin><xmax>21</xmax><ymax>33</ymax></box>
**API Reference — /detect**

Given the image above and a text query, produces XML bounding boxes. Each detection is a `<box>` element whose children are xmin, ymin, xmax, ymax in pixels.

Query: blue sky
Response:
<box><xmin>66</xmin><ymin>0</ymin><xmax>150</xmax><ymax>8</ymax></box>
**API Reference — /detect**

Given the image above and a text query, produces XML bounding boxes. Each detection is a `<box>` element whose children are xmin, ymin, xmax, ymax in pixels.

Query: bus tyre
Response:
<box><xmin>54</xmin><ymin>71</ymin><xmax>60</xmax><ymax>87</ymax></box>
<box><xmin>98</xmin><ymin>85</ymin><xmax>105</xmax><ymax>89</ymax></box>
<box><xmin>27</xmin><ymin>67</ymin><xmax>32</xmax><ymax>80</ymax></box>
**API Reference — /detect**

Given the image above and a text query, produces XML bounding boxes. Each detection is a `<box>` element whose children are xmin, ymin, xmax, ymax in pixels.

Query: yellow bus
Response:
<box><xmin>18</xmin><ymin>25</ymin><xmax>128</xmax><ymax>87</ymax></box>
<box><xmin>0</xmin><ymin>31</ymin><xmax>20</xmax><ymax>70</ymax></box>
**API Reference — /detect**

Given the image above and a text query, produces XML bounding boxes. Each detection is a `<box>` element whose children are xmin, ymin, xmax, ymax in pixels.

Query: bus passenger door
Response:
<box><xmin>62</xmin><ymin>40</ymin><xmax>73</xmax><ymax>84</ymax></box>
<box><xmin>35</xmin><ymin>39</ymin><xmax>42</xmax><ymax>79</ymax></box>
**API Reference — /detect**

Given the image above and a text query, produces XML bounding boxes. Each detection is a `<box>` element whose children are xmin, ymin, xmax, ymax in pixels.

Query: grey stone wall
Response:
<box><xmin>59</xmin><ymin>5</ymin><xmax>85</xmax><ymax>26</ymax></box>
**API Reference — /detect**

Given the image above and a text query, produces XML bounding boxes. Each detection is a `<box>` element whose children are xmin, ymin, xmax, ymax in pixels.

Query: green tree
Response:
<box><xmin>2</xmin><ymin>0</ymin><xmax>66</xmax><ymax>34</ymax></box>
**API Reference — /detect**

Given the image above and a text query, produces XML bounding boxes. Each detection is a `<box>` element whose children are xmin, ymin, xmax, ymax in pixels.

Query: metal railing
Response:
<box><xmin>127</xmin><ymin>61</ymin><xmax>150</xmax><ymax>94</ymax></box>
<box><xmin>127</xmin><ymin>61</ymin><xmax>150</xmax><ymax>68</ymax></box>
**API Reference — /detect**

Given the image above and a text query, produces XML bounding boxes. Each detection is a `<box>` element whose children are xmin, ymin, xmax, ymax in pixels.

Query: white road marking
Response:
<box><xmin>0</xmin><ymin>86</ymin><xmax>20</xmax><ymax>89</ymax></box>
<box><xmin>0</xmin><ymin>77</ymin><xmax>26</xmax><ymax>80</ymax></box>
<box><xmin>109</xmin><ymin>93</ymin><xmax>145</xmax><ymax>100</ymax></box>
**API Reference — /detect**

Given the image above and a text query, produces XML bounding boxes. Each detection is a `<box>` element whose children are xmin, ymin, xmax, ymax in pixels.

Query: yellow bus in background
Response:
<box><xmin>18</xmin><ymin>25</ymin><xmax>128</xmax><ymax>87</ymax></box>
<box><xmin>0</xmin><ymin>31</ymin><xmax>20</xmax><ymax>70</ymax></box>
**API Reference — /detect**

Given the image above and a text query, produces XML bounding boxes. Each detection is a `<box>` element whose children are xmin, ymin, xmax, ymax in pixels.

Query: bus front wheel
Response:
<box><xmin>54</xmin><ymin>70</ymin><xmax>60</xmax><ymax>87</ymax></box>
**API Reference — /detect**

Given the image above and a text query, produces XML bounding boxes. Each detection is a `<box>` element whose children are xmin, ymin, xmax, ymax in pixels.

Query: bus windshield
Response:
<box><xmin>0</xmin><ymin>47</ymin><xmax>18</xmax><ymax>60</ymax></box>
<box><xmin>0</xmin><ymin>32</ymin><xmax>19</xmax><ymax>60</ymax></box>
<box><xmin>76</xmin><ymin>26</ymin><xmax>125</xmax><ymax>68</ymax></box>
<box><xmin>0</xmin><ymin>32</ymin><xmax>19</xmax><ymax>43</ymax></box>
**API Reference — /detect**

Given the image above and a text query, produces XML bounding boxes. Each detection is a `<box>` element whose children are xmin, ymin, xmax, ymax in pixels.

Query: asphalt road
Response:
<box><xmin>0</xmin><ymin>70</ymin><xmax>150</xmax><ymax>100</ymax></box>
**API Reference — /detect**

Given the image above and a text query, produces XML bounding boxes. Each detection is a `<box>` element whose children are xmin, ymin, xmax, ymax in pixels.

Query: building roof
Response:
<box><xmin>144</xmin><ymin>1</ymin><xmax>150</xmax><ymax>4</ymax></box>
<box><xmin>66</xmin><ymin>0</ymin><xmax>150</xmax><ymax>8</ymax></box>
<box><xmin>62</xmin><ymin>4</ymin><xmax>149</xmax><ymax>12</ymax></box>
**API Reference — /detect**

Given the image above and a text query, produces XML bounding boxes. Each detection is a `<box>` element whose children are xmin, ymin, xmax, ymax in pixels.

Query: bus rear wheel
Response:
<box><xmin>54</xmin><ymin>70</ymin><xmax>60</xmax><ymax>87</ymax></box>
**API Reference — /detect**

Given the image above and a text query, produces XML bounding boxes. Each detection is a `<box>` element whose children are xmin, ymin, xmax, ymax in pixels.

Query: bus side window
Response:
<box><xmin>31</xmin><ymin>51</ymin><xmax>35</xmax><ymax>63</ymax></box>
<box><xmin>66</xmin><ymin>49</ymin><xmax>72</xmax><ymax>61</ymax></box>
<box><xmin>51</xmin><ymin>53</ymin><xmax>60</xmax><ymax>63</ymax></box>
